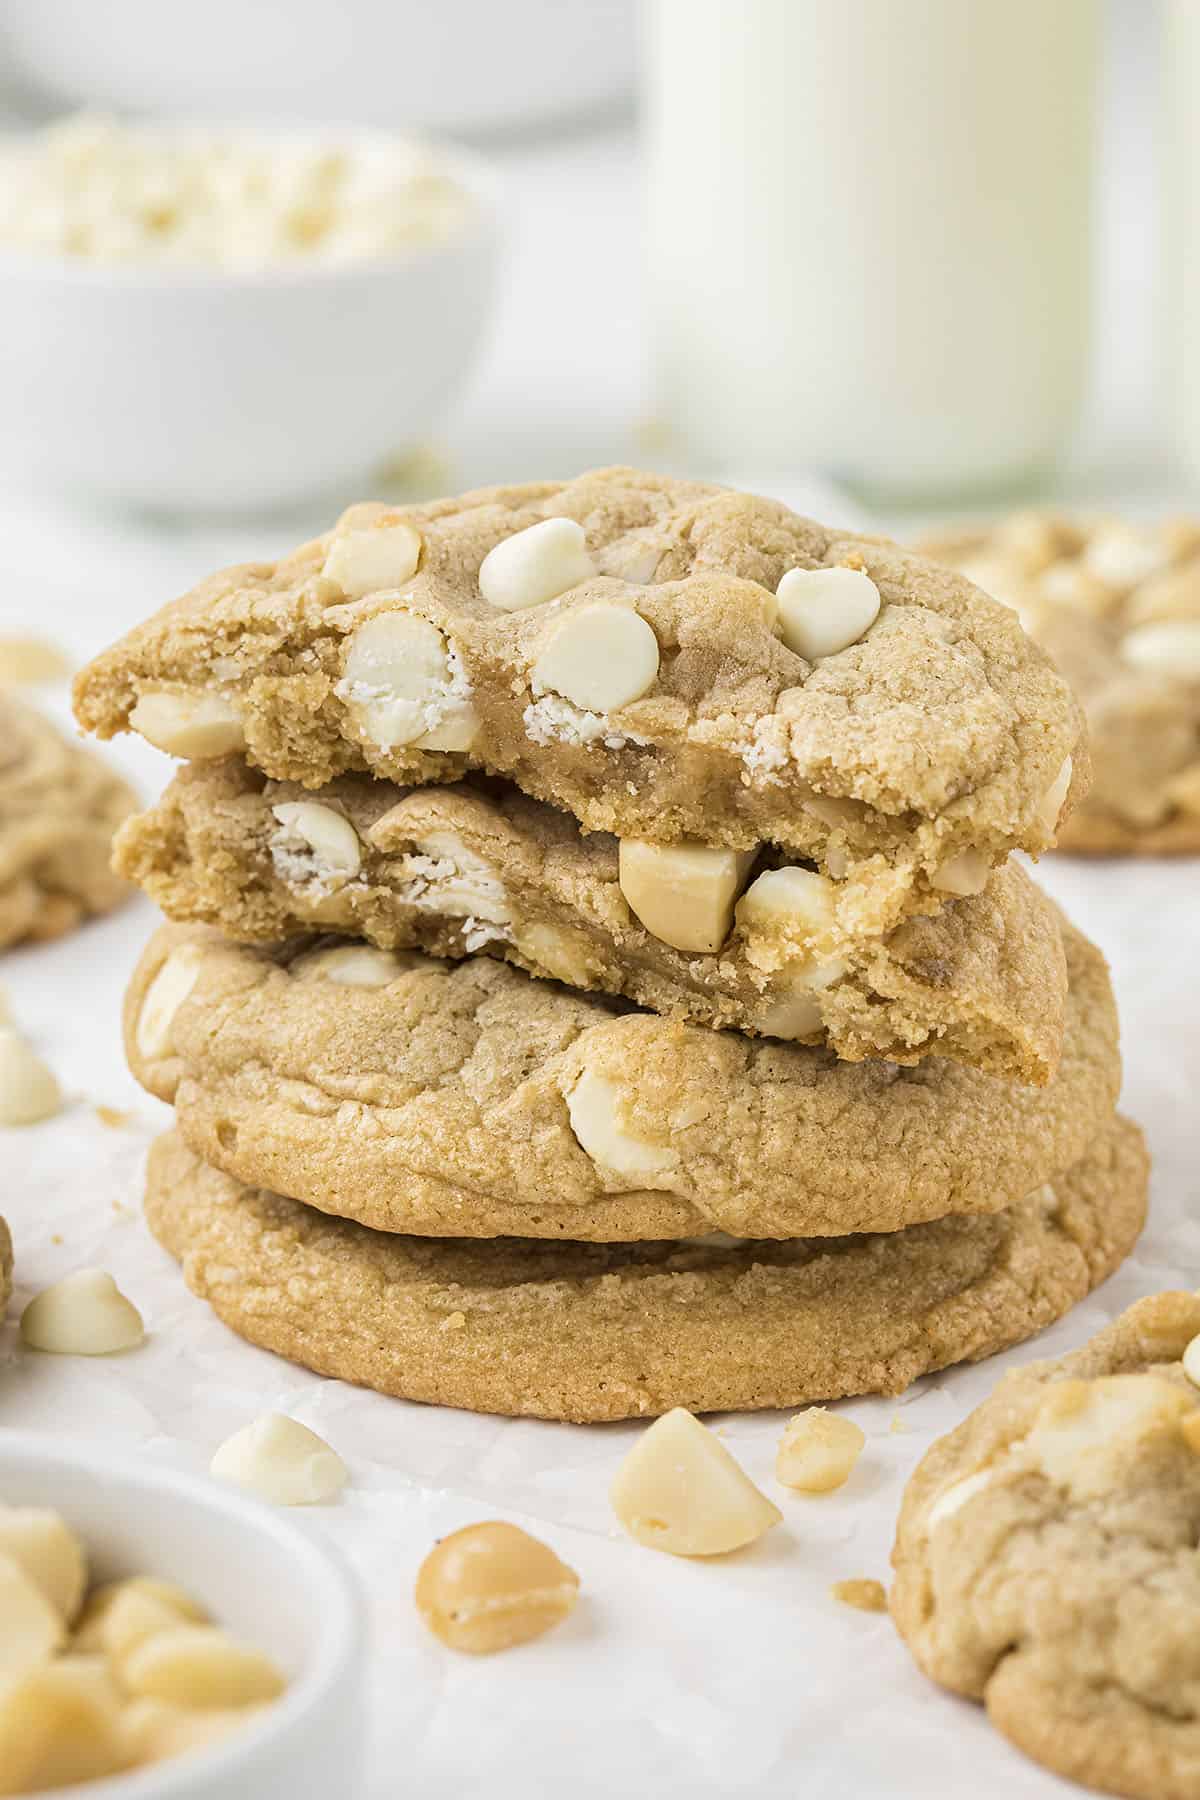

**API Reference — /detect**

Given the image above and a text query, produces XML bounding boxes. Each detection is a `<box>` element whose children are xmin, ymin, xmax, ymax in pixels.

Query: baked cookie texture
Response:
<box><xmin>0</xmin><ymin>695</ymin><xmax>135</xmax><ymax>949</ymax></box>
<box><xmin>124</xmin><ymin>917</ymin><xmax>1119</xmax><ymax>1241</ymax></box>
<box><xmin>146</xmin><ymin>1121</ymin><xmax>1146</xmax><ymax>1423</ymax></box>
<box><xmin>892</xmin><ymin>1292</ymin><xmax>1200</xmax><ymax>1800</ymax></box>
<box><xmin>74</xmin><ymin>469</ymin><xmax>1088</xmax><ymax>941</ymax></box>
<box><xmin>115</xmin><ymin>757</ymin><xmax>1068</xmax><ymax>1083</ymax></box>
<box><xmin>919</xmin><ymin>513</ymin><xmax>1200</xmax><ymax>855</ymax></box>
<box><xmin>0</xmin><ymin>1214</ymin><xmax>11</xmax><ymax>1314</ymax></box>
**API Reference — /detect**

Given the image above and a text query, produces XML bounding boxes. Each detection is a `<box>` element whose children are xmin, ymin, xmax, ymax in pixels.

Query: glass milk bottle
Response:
<box><xmin>644</xmin><ymin>0</ymin><xmax>1099</xmax><ymax>504</ymax></box>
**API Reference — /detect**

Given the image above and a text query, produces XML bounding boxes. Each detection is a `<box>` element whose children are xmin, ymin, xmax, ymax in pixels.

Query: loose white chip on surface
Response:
<box><xmin>0</xmin><ymin>1029</ymin><xmax>62</xmax><ymax>1126</ymax></box>
<box><xmin>478</xmin><ymin>518</ymin><xmax>597</xmax><ymax>611</ymax></box>
<box><xmin>322</xmin><ymin>519</ymin><xmax>422</xmax><ymax>598</ymax></box>
<box><xmin>532</xmin><ymin>604</ymin><xmax>660</xmax><ymax>713</ymax></box>
<box><xmin>271</xmin><ymin>802</ymin><xmax>362</xmax><ymax>880</ymax></box>
<box><xmin>617</xmin><ymin>839</ymin><xmax>756</xmax><ymax>954</ymax></box>
<box><xmin>610</xmin><ymin>1408</ymin><xmax>783</xmax><ymax>1556</ymax></box>
<box><xmin>565</xmin><ymin>1068</ymin><xmax>678</xmax><ymax>1184</ymax></box>
<box><xmin>776</xmin><ymin>1410</ymin><xmax>866</xmax><ymax>1493</ymax></box>
<box><xmin>210</xmin><ymin>1413</ymin><xmax>348</xmax><ymax>1506</ymax></box>
<box><xmin>20</xmin><ymin>1270</ymin><xmax>145</xmax><ymax>1356</ymax></box>
<box><xmin>129</xmin><ymin>690</ymin><xmax>246</xmax><ymax>758</ymax></box>
<box><xmin>775</xmin><ymin>566</ymin><xmax>882</xmax><ymax>661</ymax></box>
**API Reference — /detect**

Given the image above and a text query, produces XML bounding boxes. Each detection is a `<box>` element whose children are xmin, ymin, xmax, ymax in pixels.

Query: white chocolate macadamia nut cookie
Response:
<box><xmin>920</xmin><ymin>511</ymin><xmax>1200</xmax><ymax>854</ymax></box>
<box><xmin>74</xmin><ymin>470</ymin><xmax>1088</xmax><ymax>940</ymax></box>
<box><xmin>891</xmin><ymin>1292</ymin><xmax>1200</xmax><ymax>1800</ymax></box>
<box><xmin>0</xmin><ymin>696</ymin><xmax>135</xmax><ymax>951</ymax></box>
<box><xmin>114</xmin><ymin>758</ymin><xmax>1070</xmax><ymax>1083</ymax></box>
<box><xmin>145</xmin><ymin>1122</ymin><xmax>1146</xmax><ymax>1423</ymax></box>
<box><xmin>124</xmin><ymin>916</ymin><xmax>1118</xmax><ymax>1243</ymax></box>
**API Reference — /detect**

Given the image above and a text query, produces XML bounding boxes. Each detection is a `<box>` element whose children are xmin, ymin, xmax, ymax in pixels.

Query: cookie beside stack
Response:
<box><xmin>74</xmin><ymin>470</ymin><xmax>1148</xmax><ymax>1421</ymax></box>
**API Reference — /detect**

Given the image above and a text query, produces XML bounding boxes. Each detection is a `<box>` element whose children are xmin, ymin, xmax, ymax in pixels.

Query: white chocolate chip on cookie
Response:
<box><xmin>611</xmin><ymin>1408</ymin><xmax>782</xmax><ymax>1556</ymax></box>
<box><xmin>406</xmin><ymin>832</ymin><xmax>510</xmax><ymax>928</ymax></box>
<box><xmin>512</xmin><ymin>919</ymin><xmax>598</xmax><ymax>988</ymax></box>
<box><xmin>532</xmin><ymin>604</ymin><xmax>659</xmax><ymax>713</ymax></box>
<box><xmin>210</xmin><ymin>1413</ymin><xmax>348</xmax><ymax>1506</ymax></box>
<box><xmin>1025</xmin><ymin>1375</ymin><xmax>1194</xmax><ymax>1499</ymax></box>
<box><xmin>478</xmin><ymin>518</ymin><xmax>596</xmax><ymax>611</ymax></box>
<box><xmin>271</xmin><ymin>802</ymin><xmax>362</xmax><ymax>881</ymax></box>
<box><xmin>322</xmin><ymin>516</ymin><xmax>422</xmax><ymax>597</ymax></box>
<box><xmin>775</xmin><ymin>566</ymin><xmax>881</xmax><ymax>661</ymax></box>
<box><xmin>136</xmin><ymin>945</ymin><xmax>203</xmax><ymax>1059</ymax></box>
<box><xmin>1036</xmin><ymin>755</ymin><xmax>1074</xmax><ymax>838</ymax></box>
<box><xmin>931</xmin><ymin>848</ymin><xmax>990</xmax><ymax>897</ymax></box>
<box><xmin>617</xmin><ymin>840</ymin><xmax>756</xmax><ymax>954</ymax></box>
<box><xmin>129</xmin><ymin>691</ymin><xmax>245</xmax><ymax>758</ymax></box>
<box><xmin>565</xmin><ymin>1067</ymin><xmax>678</xmax><ymax>1183</ymax></box>
<box><xmin>925</xmin><ymin>1467</ymin><xmax>997</xmax><ymax>1531</ymax></box>
<box><xmin>20</xmin><ymin>1270</ymin><xmax>145</xmax><ymax>1356</ymax></box>
<box><xmin>1120</xmin><ymin>620</ymin><xmax>1200</xmax><ymax>678</ymax></box>
<box><xmin>776</xmin><ymin>1409</ymin><xmax>866</xmax><ymax>1493</ymax></box>
<box><xmin>293</xmin><ymin>944</ymin><xmax>418</xmax><ymax>987</ymax></box>
<box><xmin>735</xmin><ymin>867</ymin><xmax>837</xmax><ymax>960</ymax></box>
<box><xmin>340</xmin><ymin>611</ymin><xmax>479</xmax><ymax>752</ymax></box>
<box><xmin>0</xmin><ymin>1509</ymin><xmax>87</xmax><ymax>1623</ymax></box>
<box><xmin>0</xmin><ymin>1029</ymin><xmax>61</xmax><ymax>1125</ymax></box>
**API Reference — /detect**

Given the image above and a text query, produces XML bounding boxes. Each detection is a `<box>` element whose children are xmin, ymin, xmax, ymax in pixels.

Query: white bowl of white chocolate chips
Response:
<box><xmin>0</xmin><ymin>115</ymin><xmax>501</xmax><ymax>512</ymax></box>
<box><xmin>0</xmin><ymin>1431</ymin><xmax>365</xmax><ymax>1797</ymax></box>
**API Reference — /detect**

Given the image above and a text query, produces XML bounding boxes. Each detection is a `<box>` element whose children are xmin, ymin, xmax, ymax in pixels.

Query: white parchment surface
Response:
<box><xmin>2</xmin><ymin>494</ymin><xmax>1198</xmax><ymax>1800</ymax></box>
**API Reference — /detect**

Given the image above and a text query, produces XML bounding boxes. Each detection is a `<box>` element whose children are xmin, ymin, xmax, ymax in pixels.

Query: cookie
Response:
<box><xmin>115</xmin><ymin>757</ymin><xmax>1068</xmax><ymax>1082</ymax></box>
<box><xmin>125</xmin><ymin>916</ymin><xmax>1119</xmax><ymax>1241</ymax></box>
<box><xmin>75</xmin><ymin>469</ymin><xmax>1087</xmax><ymax>941</ymax></box>
<box><xmin>891</xmin><ymin>1291</ymin><xmax>1200</xmax><ymax>1800</ymax></box>
<box><xmin>0</xmin><ymin>696</ymin><xmax>136</xmax><ymax>950</ymax></box>
<box><xmin>919</xmin><ymin>513</ymin><xmax>1200</xmax><ymax>855</ymax></box>
<box><xmin>147</xmin><ymin>1119</ymin><xmax>1145</xmax><ymax>1423</ymax></box>
<box><xmin>0</xmin><ymin>1213</ymin><xmax>10</xmax><ymax>1314</ymax></box>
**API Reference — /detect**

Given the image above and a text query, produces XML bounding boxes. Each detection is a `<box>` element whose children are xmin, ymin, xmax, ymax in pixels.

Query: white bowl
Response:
<box><xmin>0</xmin><ymin>136</ymin><xmax>501</xmax><ymax>513</ymax></box>
<box><xmin>0</xmin><ymin>1430</ymin><xmax>366</xmax><ymax>1800</ymax></box>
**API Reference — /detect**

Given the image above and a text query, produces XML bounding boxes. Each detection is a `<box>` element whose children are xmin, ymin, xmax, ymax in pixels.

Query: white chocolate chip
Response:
<box><xmin>0</xmin><ymin>1657</ymin><xmax>128</xmax><ymax>1791</ymax></box>
<box><xmin>0</xmin><ymin>1029</ymin><xmax>61</xmax><ymax>1125</ymax></box>
<box><xmin>1120</xmin><ymin>620</ymin><xmax>1200</xmax><ymax>678</ymax></box>
<box><xmin>270</xmin><ymin>802</ymin><xmax>362</xmax><ymax>881</ymax></box>
<box><xmin>925</xmin><ymin>1467</ymin><xmax>996</xmax><ymax>1531</ymax></box>
<box><xmin>339</xmin><ymin>611</ymin><xmax>478</xmax><ymax>751</ymax></box>
<box><xmin>735</xmin><ymin>867</ymin><xmax>838</xmax><ymax>966</ymax></box>
<box><xmin>129</xmin><ymin>690</ymin><xmax>245</xmax><ymax>758</ymax></box>
<box><xmin>775</xmin><ymin>566</ymin><xmax>881</xmax><ymax>660</ymax></box>
<box><xmin>322</xmin><ymin>517</ymin><xmax>422</xmax><ymax>597</ymax></box>
<box><xmin>1024</xmin><ymin>1375</ymin><xmax>1193</xmax><ymax>1499</ymax></box>
<box><xmin>757</xmin><ymin>987</ymin><xmax>822</xmax><ymax>1040</ymax></box>
<box><xmin>532</xmin><ymin>604</ymin><xmax>659</xmax><ymax>713</ymax></box>
<box><xmin>0</xmin><ymin>1550</ymin><xmax>66</xmax><ymax>1675</ymax></box>
<box><xmin>566</xmin><ymin>1068</ymin><xmax>679</xmax><ymax>1183</ymax></box>
<box><xmin>930</xmin><ymin>848</ymin><xmax>990</xmax><ymax>897</ymax></box>
<box><xmin>512</xmin><ymin>920</ymin><xmax>598</xmax><ymax>988</ymax></box>
<box><xmin>20</xmin><ymin>1270</ymin><xmax>145</xmax><ymax>1356</ymax></box>
<box><xmin>478</xmin><ymin>518</ymin><xmax>596</xmax><ymax>611</ymax></box>
<box><xmin>610</xmin><ymin>1408</ymin><xmax>782</xmax><ymax>1557</ymax></box>
<box><xmin>293</xmin><ymin>944</ymin><xmax>416</xmax><ymax>987</ymax></box>
<box><xmin>101</xmin><ymin>1585</ymin><xmax>206</xmax><ymax>1671</ymax></box>
<box><xmin>1183</xmin><ymin>1332</ymin><xmax>1200</xmax><ymax>1390</ymax></box>
<box><xmin>210</xmin><ymin>1413</ymin><xmax>348</xmax><ymax>1506</ymax></box>
<box><xmin>0</xmin><ymin>1510</ymin><xmax>87</xmax><ymax>1623</ymax></box>
<box><xmin>136</xmin><ymin>945</ymin><xmax>202</xmax><ymax>1059</ymax></box>
<box><xmin>1082</xmin><ymin>523</ymin><xmax>1169</xmax><ymax>590</ymax></box>
<box><xmin>776</xmin><ymin>1410</ymin><xmax>865</xmax><ymax>1493</ymax></box>
<box><xmin>1036</xmin><ymin>755</ymin><xmax>1073</xmax><ymax>838</ymax></box>
<box><xmin>617</xmin><ymin>840</ymin><xmax>756</xmax><ymax>954</ymax></box>
<box><xmin>123</xmin><ymin>1699</ymin><xmax>261</xmax><ymax>1766</ymax></box>
<box><xmin>404</xmin><ymin>832</ymin><xmax>510</xmax><ymax>929</ymax></box>
<box><xmin>120</xmin><ymin>1626</ymin><xmax>286</xmax><ymax>1709</ymax></box>
<box><xmin>73</xmin><ymin>1579</ymin><xmax>206</xmax><ymax>1655</ymax></box>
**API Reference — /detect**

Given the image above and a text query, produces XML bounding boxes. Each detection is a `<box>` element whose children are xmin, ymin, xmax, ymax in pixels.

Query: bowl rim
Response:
<box><xmin>0</xmin><ymin>123</ymin><xmax>502</xmax><ymax>289</ymax></box>
<box><xmin>0</xmin><ymin>1428</ymin><xmax>366</xmax><ymax>1797</ymax></box>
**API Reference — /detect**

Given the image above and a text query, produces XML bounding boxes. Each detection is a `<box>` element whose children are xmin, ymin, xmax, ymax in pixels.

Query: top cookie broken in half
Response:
<box><xmin>891</xmin><ymin>1291</ymin><xmax>1200</xmax><ymax>1800</ymax></box>
<box><xmin>74</xmin><ymin>468</ymin><xmax>1087</xmax><ymax>940</ymax></box>
<box><xmin>115</xmin><ymin>756</ymin><xmax>1068</xmax><ymax>1084</ymax></box>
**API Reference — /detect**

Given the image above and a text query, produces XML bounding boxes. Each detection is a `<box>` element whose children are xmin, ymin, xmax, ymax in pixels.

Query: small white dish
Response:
<box><xmin>0</xmin><ymin>1429</ymin><xmax>366</xmax><ymax>1800</ymax></box>
<box><xmin>0</xmin><ymin>131</ymin><xmax>501</xmax><ymax>513</ymax></box>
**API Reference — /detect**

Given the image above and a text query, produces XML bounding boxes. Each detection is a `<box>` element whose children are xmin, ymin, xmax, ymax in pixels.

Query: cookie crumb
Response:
<box><xmin>95</xmin><ymin>1105</ymin><xmax>132</xmax><ymax>1130</ymax></box>
<box><xmin>832</xmin><ymin>1578</ymin><xmax>886</xmax><ymax>1612</ymax></box>
<box><xmin>439</xmin><ymin>1311</ymin><xmax>466</xmax><ymax>1333</ymax></box>
<box><xmin>889</xmin><ymin>1412</ymin><xmax>909</xmax><ymax>1434</ymax></box>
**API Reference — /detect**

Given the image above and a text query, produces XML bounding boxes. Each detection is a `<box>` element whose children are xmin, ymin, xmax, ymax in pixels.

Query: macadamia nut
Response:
<box><xmin>415</xmin><ymin>1521</ymin><xmax>579</xmax><ymax>1655</ymax></box>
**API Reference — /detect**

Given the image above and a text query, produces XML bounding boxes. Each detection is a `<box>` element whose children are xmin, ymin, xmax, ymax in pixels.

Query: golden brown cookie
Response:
<box><xmin>0</xmin><ymin>1214</ymin><xmax>11</xmax><ymax>1314</ymax></box>
<box><xmin>919</xmin><ymin>513</ymin><xmax>1200</xmax><ymax>856</ymax></box>
<box><xmin>124</xmin><ymin>917</ymin><xmax>1119</xmax><ymax>1241</ymax></box>
<box><xmin>75</xmin><ymin>469</ymin><xmax>1087</xmax><ymax>941</ymax></box>
<box><xmin>115</xmin><ymin>757</ymin><xmax>1068</xmax><ymax>1083</ymax></box>
<box><xmin>147</xmin><ymin>1120</ymin><xmax>1146</xmax><ymax>1423</ymax></box>
<box><xmin>0</xmin><ymin>696</ymin><xmax>136</xmax><ymax>949</ymax></box>
<box><xmin>891</xmin><ymin>1291</ymin><xmax>1200</xmax><ymax>1800</ymax></box>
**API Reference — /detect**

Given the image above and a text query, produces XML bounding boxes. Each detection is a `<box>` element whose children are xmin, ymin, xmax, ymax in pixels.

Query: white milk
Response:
<box><xmin>645</xmin><ymin>0</ymin><xmax>1099</xmax><ymax>502</ymax></box>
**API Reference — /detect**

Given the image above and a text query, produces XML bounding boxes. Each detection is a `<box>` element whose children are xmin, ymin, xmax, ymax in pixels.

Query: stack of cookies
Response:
<box><xmin>74</xmin><ymin>470</ymin><xmax>1148</xmax><ymax>1422</ymax></box>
